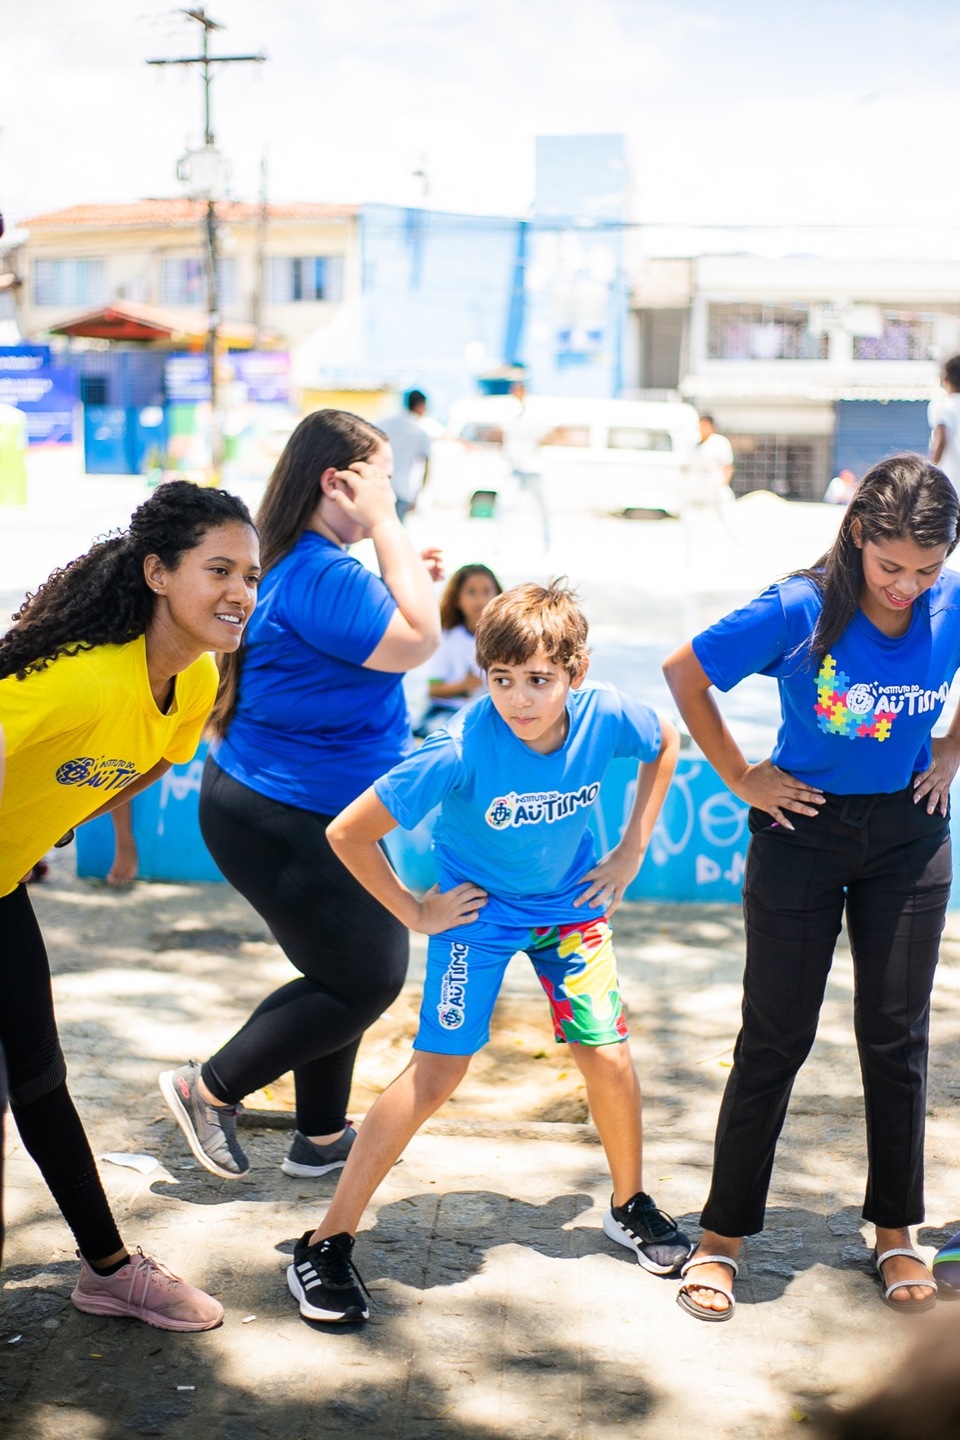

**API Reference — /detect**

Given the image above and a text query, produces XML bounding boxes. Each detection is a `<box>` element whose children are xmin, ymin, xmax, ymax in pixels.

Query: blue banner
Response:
<box><xmin>164</xmin><ymin>353</ymin><xmax>211</xmax><ymax>403</ymax></box>
<box><xmin>0</xmin><ymin>346</ymin><xmax>77</xmax><ymax>445</ymax></box>
<box><xmin>229</xmin><ymin>351</ymin><xmax>290</xmax><ymax>403</ymax></box>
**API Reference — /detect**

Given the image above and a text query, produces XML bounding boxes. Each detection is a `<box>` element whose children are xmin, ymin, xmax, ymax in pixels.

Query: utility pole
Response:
<box><xmin>252</xmin><ymin>150</ymin><xmax>269</xmax><ymax>347</ymax></box>
<box><xmin>147</xmin><ymin>8</ymin><xmax>265</xmax><ymax>478</ymax></box>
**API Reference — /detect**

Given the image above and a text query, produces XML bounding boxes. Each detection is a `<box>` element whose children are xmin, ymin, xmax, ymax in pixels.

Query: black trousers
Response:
<box><xmin>0</xmin><ymin>885</ymin><xmax>123</xmax><ymax>1261</ymax></box>
<box><xmin>701</xmin><ymin>786</ymin><xmax>952</xmax><ymax>1237</ymax></box>
<box><xmin>198</xmin><ymin>759</ymin><xmax>409</xmax><ymax>1134</ymax></box>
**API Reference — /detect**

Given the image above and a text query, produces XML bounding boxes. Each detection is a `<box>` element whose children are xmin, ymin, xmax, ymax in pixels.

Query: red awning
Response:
<box><xmin>47</xmin><ymin>300</ymin><xmax>263</xmax><ymax>346</ymax></box>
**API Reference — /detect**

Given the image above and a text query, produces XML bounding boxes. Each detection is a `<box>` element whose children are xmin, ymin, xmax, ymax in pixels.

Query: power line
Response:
<box><xmin>146</xmin><ymin>7</ymin><xmax>266</xmax><ymax>473</ymax></box>
<box><xmin>146</xmin><ymin>6</ymin><xmax>265</xmax><ymax>147</ymax></box>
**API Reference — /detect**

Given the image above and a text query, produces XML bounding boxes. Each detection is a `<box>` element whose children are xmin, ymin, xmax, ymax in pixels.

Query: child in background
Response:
<box><xmin>416</xmin><ymin>564</ymin><xmax>502</xmax><ymax>737</ymax></box>
<box><xmin>106</xmin><ymin>800</ymin><xmax>138</xmax><ymax>886</ymax></box>
<box><xmin>285</xmin><ymin>580</ymin><xmax>690</xmax><ymax>1323</ymax></box>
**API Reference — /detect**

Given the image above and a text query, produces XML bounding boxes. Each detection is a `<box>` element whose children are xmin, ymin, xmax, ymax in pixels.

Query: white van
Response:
<box><xmin>428</xmin><ymin>395</ymin><xmax>701</xmax><ymax>518</ymax></box>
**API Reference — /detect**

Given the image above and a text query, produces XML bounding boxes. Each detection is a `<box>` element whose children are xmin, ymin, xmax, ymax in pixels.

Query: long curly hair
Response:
<box><xmin>794</xmin><ymin>452</ymin><xmax>959</xmax><ymax>665</ymax></box>
<box><xmin>208</xmin><ymin>408</ymin><xmax>387</xmax><ymax>739</ymax></box>
<box><xmin>0</xmin><ymin>480</ymin><xmax>255</xmax><ymax>681</ymax></box>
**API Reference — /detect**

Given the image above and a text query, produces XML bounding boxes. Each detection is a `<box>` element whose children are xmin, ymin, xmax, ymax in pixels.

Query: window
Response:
<box><xmin>33</xmin><ymin>258</ymin><xmax>107</xmax><ymax>308</ymax></box>
<box><xmin>267</xmin><ymin>256</ymin><xmax>345</xmax><ymax>303</ymax></box>
<box><xmin>852</xmin><ymin>312</ymin><xmax>936</xmax><ymax>362</ymax></box>
<box><xmin>541</xmin><ymin>425</ymin><xmax>591</xmax><ymax>448</ymax></box>
<box><xmin>459</xmin><ymin>423</ymin><xmax>504</xmax><ymax>445</ymax></box>
<box><xmin>607</xmin><ymin>427</ymin><xmax>673</xmax><ymax>452</ymax></box>
<box><xmin>707</xmin><ymin>303</ymin><xmax>828</xmax><ymax>361</ymax></box>
<box><xmin>79</xmin><ymin>375</ymin><xmax>108</xmax><ymax>405</ymax></box>
<box><xmin>161</xmin><ymin>257</ymin><xmax>237</xmax><ymax>308</ymax></box>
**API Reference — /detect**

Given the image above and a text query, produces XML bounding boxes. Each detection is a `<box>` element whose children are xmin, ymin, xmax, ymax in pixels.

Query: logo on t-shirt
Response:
<box><xmin>815</xmin><ymin>655</ymin><xmax>948</xmax><ymax>742</ymax></box>
<box><xmin>484</xmin><ymin>783</ymin><xmax>601</xmax><ymax>829</ymax></box>
<box><xmin>437</xmin><ymin>941</ymin><xmax>469</xmax><ymax>1030</ymax></box>
<box><xmin>55</xmin><ymin>756</ymin><xmax>140</xmax><ymax>792</ymax></box>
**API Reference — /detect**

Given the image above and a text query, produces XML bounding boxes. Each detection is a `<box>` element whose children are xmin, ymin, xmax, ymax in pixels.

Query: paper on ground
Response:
<box><xmin>100</xmin><ymin>1152</ymin><xmax>160</xmax><ymax>1175</ymax></box>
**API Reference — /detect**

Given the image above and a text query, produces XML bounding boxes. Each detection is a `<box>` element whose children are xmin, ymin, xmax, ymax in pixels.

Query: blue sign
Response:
<box><xmin>165</xmin><ymin>353</ymin><xmax>211</xmax><ymax>403</ymax></box>
<box><xmin>0</xmin><ymin>346</ymin><xmax>77</xmax><ymax>445</ymax></box>
<box><xmin>230</xmin><ymin>351</ymin><xmax>290</xmax><ymax>403</ymax></box>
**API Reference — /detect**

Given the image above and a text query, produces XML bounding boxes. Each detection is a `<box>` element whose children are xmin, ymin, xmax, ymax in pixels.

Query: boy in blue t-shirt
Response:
<box><xmin>285</xmin><ymin>582</ymin><xmax>690</xmax><ymax>1323</ymax></box>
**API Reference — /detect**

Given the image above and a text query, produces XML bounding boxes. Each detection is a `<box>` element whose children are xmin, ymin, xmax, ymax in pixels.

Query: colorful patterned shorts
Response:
<box><xmin>415</xmin><ymin>915</ymin><xmax>628</xmax><ymax>1055</ymax></box>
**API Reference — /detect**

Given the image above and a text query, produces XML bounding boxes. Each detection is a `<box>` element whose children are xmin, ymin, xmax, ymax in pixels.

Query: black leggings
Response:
<box><xmin>0</xmin><ymin>885</ymin><xmax>123</xmax><ymax>1261</ymax></box>
<box><xmin>198</xmin><ymin>759</ymin><xmax>409</xmax><ymax>1133</ymax></box>
<box><xmin>701</xmin><ymin>786</ymin><xmax>952</xmax><ymax>1237</ymax></box>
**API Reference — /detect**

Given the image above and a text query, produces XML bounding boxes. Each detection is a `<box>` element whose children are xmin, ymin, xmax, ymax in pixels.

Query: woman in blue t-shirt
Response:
<box><xmin>159</xmin><ymin>410</ymin><xmax>442</xmax><ymax>1182</ymax></box>
<box><xmin>663</xmin><ymin>453</ymin><xmax>960</xmax><ymax>1322</ymax></box>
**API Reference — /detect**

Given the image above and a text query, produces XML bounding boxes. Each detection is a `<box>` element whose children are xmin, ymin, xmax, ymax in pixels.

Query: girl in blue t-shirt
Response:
<box><xmin>663</xmin><ymin>453</ymin><xmax>960</xmax><ymax>1322</ymax></box>
<box><xmin>159</xmin><ymin>409</ymin><xmax>443</xmax><ymax>1185</ymax></box>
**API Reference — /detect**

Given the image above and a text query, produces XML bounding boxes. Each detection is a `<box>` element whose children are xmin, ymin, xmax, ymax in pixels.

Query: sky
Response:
<box><xmin>3</xmin><ymin>1</ymin><xmax>960</xmax><ymax>232</ymax></box>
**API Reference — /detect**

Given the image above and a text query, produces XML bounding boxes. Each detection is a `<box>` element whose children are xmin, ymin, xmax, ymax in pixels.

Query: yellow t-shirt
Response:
<box><xmin>0</xmin><ymin>636</ymin><xmax>218</xmax><ymax>896</ymax></box>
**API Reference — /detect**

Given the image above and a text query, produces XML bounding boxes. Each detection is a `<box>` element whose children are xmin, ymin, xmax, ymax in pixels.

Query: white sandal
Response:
<box><xmin>875</xmin><ymin>1247</ymin><xmax>937</xmax><ymax>1313</ymax></box>
<box><xmin>676</xmin><ymin>1253</ymin><xmax>739</xmax><ymax>1323</ymax></box>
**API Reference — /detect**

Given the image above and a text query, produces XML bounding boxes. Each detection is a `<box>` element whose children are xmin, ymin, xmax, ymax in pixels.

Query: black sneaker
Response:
<box><xmin>286</xmin><ymin>1231</ymin><xmax>370</xmax><ymax>1323</ymax></box>
<box><xmin>281</xmin><ymin>1124</ymin><xmax>355</xmax><ymax>1178</ymax></box>
<box><xmin>602</xmin><ymin>1191</ymin><xmax>693</xmax><ymax>1274</ymax></box>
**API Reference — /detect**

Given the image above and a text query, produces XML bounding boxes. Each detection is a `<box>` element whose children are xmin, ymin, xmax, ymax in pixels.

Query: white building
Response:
<box><xmin>629</xmin><ymin>225</ymin><xmax>960</xmax><ymax>498</ymax></box>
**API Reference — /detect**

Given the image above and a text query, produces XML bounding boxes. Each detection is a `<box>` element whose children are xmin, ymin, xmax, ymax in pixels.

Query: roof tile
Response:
<box><xmin>21</xmin><ymin>198</ymin><xmax>357</xmax><ymax>228</ymax></box>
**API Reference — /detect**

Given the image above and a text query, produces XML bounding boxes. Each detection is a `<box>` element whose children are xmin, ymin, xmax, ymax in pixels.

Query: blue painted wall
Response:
<box><xmin>359</xmin><ymin>203</ymin><xmax>520</xmax><ymax>418</ymax></box>
<box><xmin>357</xmin><ymin>137</ymin><xmax>631</xmax><ymax>417</ymax></box>
<box><xmin>523</xmin><ymin>135</ymin><xmax>629</xmax><ymax>398</ymax></box>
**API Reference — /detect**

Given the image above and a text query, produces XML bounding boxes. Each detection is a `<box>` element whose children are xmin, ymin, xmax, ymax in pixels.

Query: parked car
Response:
<box><xmin>428</xmin><ymin>395</ymin><xmax>701</xmax><ymax>518</ymax></box>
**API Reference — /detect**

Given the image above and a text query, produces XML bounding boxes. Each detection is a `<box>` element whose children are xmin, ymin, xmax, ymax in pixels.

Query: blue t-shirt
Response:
<box><xmin>216</xmin><ymin>531</ymin><xmax>413</xmax><ymax>814</ymax></box>
<box><xmin>374</xmin><ymin>681</ymin><xmax>661</xmax><ymax>927</ymax></box>
<box><xmin>693</xmin><ymin>571</ymin><xmax>960</xmax><ymax>794</ymax></box>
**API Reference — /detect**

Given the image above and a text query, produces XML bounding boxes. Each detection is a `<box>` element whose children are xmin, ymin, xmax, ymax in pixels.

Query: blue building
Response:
<box><xmin>358</xmin><ymin>135</ymin><xmax>631</xmax><ymax>416</ymax></box>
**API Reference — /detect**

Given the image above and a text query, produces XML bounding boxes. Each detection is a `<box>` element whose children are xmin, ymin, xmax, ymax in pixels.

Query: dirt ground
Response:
<box><xmin>253</xmin><ymin>987</ymin><xmax>592</xmax><ymax>1125</ymax></box>
<box><xmin>7</xmin><ymin>853</ymin><xmax>960</xmax><ymax>1439</ymax></box>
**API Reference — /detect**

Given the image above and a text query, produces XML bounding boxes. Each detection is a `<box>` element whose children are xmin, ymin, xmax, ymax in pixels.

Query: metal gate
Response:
<box><xmin>833</xmin><ymin>400</ymin><xmax>930</xmax><ymax>479</ymax></box>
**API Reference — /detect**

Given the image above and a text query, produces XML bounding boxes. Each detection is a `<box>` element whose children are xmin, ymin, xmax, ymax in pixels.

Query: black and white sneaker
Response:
<box><xmin>286</xmin><ymin>1231</ymin><xmax>370</xmax><ymax>1323</ymax></box>
<box><xmin>603</xmin><ymin>1191</ymin><xmax>693</xmax><ymax>1274</ymax></box>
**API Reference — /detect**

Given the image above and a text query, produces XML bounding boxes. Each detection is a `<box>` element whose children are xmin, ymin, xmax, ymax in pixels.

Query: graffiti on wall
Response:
<box><xmin>594</xmin><ymin>757</ymin><xmax>749</xmax><ymax>903</ymax></box>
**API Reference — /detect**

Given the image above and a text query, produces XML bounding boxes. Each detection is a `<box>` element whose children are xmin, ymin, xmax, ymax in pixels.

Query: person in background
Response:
<box><xmin>501</xmin><ymin>380</ymin><xmax>551</xmax><ymax>551</ymax></box>
<box><xmin>680</xmin><ymin>414</ymin><xmax>736</xmax><ymax>561</ymax></box>
<box><xmin>415</xmin><ymin>563</ymin><xmax>502</xmax><ymax>738</ymax></box>
<box><xmin>160</xmin><ymin>410</ymin><xmax>442</xmax><ymax>1186</ymax></box>
<box><xmin>0</xmin><ymin>481</ymin><xmax>259</xmax><ymax>1329</ymax></box>
<box><xmin>928</xmin><ymin>355</ymin><xmax>960</xmax><ymax>495</ymax></box>
<box><xmin>663</xmin><ymin>453</ymin><xmax>960</xmax><ymax>1323</ymax></box>
<box><xmin>380</xmin><ymin>389</ymin><xmax>432</xmax><ymax>522</ymax></box>
<box><xmin>106</xmin><ymin>800</ymin><xmax>138</xmax><ymax>886</ymax></box>
<box><xmin>824</xmin><ymin>469</ymin><xmax>858</xmax><ymax>506</ymax></box>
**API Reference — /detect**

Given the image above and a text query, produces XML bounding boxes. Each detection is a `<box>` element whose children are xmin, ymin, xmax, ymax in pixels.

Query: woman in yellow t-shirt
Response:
<box><xmin>0</xmin><ymin>480</ymin><xmax>259</xmax><ymax>1332</ymax></box>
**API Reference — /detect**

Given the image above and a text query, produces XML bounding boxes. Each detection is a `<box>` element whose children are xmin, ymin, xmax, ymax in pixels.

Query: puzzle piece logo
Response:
<box><xmin>815</xmin><ymin>656</ymin><xmax>894</xmax><ymax>741</ymax></box>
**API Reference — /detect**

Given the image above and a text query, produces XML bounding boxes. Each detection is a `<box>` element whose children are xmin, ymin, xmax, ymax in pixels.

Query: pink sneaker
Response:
<box><xmin>71</xmin><ymin>1247</ymin><xmax>223</xmax><ymax>1332</ymax></box>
